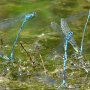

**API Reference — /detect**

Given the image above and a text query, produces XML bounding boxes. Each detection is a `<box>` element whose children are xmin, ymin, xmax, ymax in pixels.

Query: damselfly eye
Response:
<box><xmin>69</xmin><ymin>32</ymin><xmax>73</xmax><ymax>35</ymax></box>
<box><xmin>71</xmin><ymin>32</ymin><xmax>73</xmax><ymax>35</ymax></box>
<box><xmin>68</xmin><ymin>32</ymin><xmax>70</xmax><ymax>34</ymax></box>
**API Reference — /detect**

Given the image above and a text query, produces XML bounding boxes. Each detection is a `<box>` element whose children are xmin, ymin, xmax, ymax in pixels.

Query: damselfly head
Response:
<box><xmin>66</xmin><ymin>32</ymin><xmax>73</xmax><ymax>41</ymax></box>
<box><xmin>25</xmin><ymin>12</ymin><xmax>37</xmax><ymax>20</ymax></box>
<box><xmin>68</xmin><ymin>32</ymin><xmax>73</xmax><ymax>36</ymax></box>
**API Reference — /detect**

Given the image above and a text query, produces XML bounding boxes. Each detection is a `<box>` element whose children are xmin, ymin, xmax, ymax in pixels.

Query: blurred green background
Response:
<box><xmin>0</xmin><ymin>0</ymin><xmax>90</xmax><ymax>55</ymax></box>
<box><xmin>0</xmin><ymin>0</ymin><xmax>90</xmax><ymax>90</ymax></box>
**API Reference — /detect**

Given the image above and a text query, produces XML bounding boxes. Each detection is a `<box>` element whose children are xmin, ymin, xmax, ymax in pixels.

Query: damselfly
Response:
<box><xmin>63</xmin><ymin>32</ymin><xmax>73</xmax><ymax>86</ymax></box>
<box><xmin>50</xmin><ymin>10</ymin><xmax>89</xmax><ymax>58</ymax></box>
<box><xmin>51</xmin><ymin>19</ymin><xmax>79</xmax><ymax>55</ymax></box>
<box><xmin>0</xmin><ymin>12</ymin><xmax>36</xmax><ymax>61</ymax></box>
<box><xmin>9</xmin><ymin>12</ymin><xmax>36</xmax><ymax>61</ymax></box>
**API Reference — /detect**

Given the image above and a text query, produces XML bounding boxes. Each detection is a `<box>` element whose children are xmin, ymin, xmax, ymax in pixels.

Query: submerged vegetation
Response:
<box><xmin>0</xmin><ymin>0</ymin><xmax>90</xmax><ymax>90</ymax></box>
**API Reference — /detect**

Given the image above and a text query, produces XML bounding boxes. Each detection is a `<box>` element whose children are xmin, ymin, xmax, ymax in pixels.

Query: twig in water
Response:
<box><xmin>0</xmin><ymin>38</ymin><xmax>3</xmax><ymax>49</ymax></box>
<box><xmin>19</xmin><ymin>41</ymin><xmax>34</xmax><ymax>65</ymax></box>
<box><xmin>34</xmin><ymin>42</ymin><xmax>47</xmax><ymax>75</ymax></box>
<box><xmin>0</xmin><ymin>38</ymin><xmax>3</xmax><ymax>57</ymax></box>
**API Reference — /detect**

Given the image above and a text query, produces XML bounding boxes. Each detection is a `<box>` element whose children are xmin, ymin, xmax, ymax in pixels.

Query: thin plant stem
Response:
<box><xmin>39</xmin><ymin>53</ymin><xmax>47</xmax><ymax>75</ymax></box>
<box><xmin>80</xmin><ymin>10</ymin><xmax>90</xmax><ymax>55</ymax></box>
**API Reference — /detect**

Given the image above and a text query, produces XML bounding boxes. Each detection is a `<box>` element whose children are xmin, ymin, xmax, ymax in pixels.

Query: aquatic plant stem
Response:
<box><xmin>39</xmin><ymin>54</ymin><xmax>47</xmax><ymax>75</ymax></box>
<box><xmin>80</xmin><ymin>10</ymin><xmax>90</xmax><ymax>55</ymax></box>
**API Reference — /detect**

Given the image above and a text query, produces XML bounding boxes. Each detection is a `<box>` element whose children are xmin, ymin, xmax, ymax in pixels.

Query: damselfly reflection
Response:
<box><xmin>34</xmin><ymin>73</ymin><xmax>56</xmax><ymax>86</ymax></box>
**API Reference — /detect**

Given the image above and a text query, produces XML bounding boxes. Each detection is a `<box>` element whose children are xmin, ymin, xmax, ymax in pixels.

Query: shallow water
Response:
<box><xmin>0</xmin><ymin>0</ymin><xmax>90</xmax><ymax>90</ymax></box>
